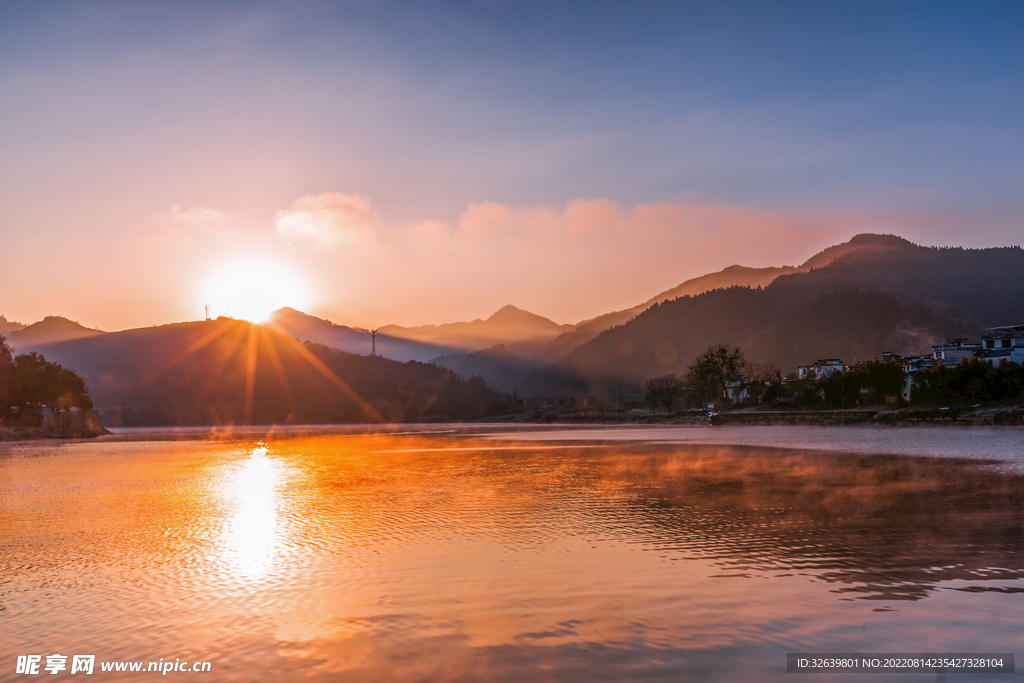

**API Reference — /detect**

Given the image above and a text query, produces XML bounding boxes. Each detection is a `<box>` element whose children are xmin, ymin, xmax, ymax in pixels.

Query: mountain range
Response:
<box><xmin>2</xmin><ymin>315</ymin><xmax>103</xmax><ymax>349</ymax></box>
<box><xmin>14</xmin><ymin>318</ymin><xmax>501</xmax><ymax>425</ymax></box>
<box><xmin>6</xmin><ymin>232</ymin><xmax>1024</xmax><ymax>418</ymax></box>
<box><xmin>521</xmin><ymin>234</ymin><xmax>1023</xmax><ymax>394</ymax></box>
<box><xmin>538</xmin><ymin>231</ymin><xmax>914</xmax><ymax>362</ymax></box>
<box><xmin>380</xmin><ymin>305</ymin><xmax>573</xmax><ymax>350</ymax></box>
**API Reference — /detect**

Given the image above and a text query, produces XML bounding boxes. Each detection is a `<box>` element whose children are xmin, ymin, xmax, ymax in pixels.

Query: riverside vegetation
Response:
<box><xmin>639</xmin><ymin>345</ymin><xmax>1024</xmax><ymax>425</ymax></box>
<box><xmin>0</xmin><ymin>334</ymin><xmax>98</xmax><ymax>437</ymax></box>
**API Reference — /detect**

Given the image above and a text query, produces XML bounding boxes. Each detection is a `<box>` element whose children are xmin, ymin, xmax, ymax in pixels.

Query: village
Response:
<box><xmin>510</xmin><ymin>324</ymin><xmax>1024</xmax><ymax>423</ymax></box>
<box><xmin>792</xmin><ymin>323</ymin><xmax>1024</xmax><ymax>403</ymax></box>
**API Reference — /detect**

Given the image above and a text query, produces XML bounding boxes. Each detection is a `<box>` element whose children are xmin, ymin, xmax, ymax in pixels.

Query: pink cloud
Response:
<box><xmin>353</xmin><ymin>198</ymin><xmax>939</xmax><ymax>325</ymax></box>
<box><xmin>454</xmin><ymin>198</ymin><xmax>889</xmax><ymax>252</ymax></box>
<box><xmin>259</xmin><ymin>193</ymin><xmax>997</xmax><ymax>329</ymax></box>
<box><xmin>275</xmin><ymin>192</ymin><xmax>380</xmax><ymax>248</ymax></box>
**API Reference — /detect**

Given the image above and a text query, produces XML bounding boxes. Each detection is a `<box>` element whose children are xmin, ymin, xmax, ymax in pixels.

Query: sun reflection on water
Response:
<box><xmin>224</xmin><ymin>443</ymin><xmax>280</xmax><ymax>578</ymax></box>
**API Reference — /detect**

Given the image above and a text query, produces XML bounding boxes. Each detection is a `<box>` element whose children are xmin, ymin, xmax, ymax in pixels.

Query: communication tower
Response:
<box><xmin>205</xmin><ymin>305</ymin><xmax>211</xmax><ymax>321</ymax></box>
<box><xmin>371</xmin><ymin>329</ymin><xmax>377</xmax><ymax>357</ymax></box>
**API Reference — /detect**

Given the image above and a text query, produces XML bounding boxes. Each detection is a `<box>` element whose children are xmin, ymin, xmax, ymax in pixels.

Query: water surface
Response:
<box><xmin>1</xmin><ymin>426</ymin><xmax>1021</xmax><ymax>681</ymax></box>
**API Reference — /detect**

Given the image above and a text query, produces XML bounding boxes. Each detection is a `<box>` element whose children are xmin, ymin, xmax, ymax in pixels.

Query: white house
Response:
<box><xmin>723</xmin><ymin>376</ymin><xmax>749</xmax><ymax>403</ymax></box>
<box><xmin>797</xmin><ymin>359</ymin><xmax>844</xmax><ymax>380</ymax></box>
<box><xmin>896</xmin><ymin>354</ymin><xmax>934</xmax><ymax>402</ymax></box>
<box><xmin>931</xmin><ymin>339</ymin><xmax>982</xmax><ymax>365</ymax></box>
<box><xmin>978</xmin><ymin>325</ymin><xmax>1024</xmax><ymax>365</ymax></box>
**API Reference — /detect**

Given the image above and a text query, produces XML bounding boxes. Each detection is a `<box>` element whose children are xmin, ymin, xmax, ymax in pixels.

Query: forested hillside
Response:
<box><xmin>520</xmin><ymin>236</ymin><xmax>1021</xmax><ymax>395</ymax></box>
<box><xmin>27</xmin><ymin>319</ymin><xmax>502</xmax><ymax>426</ymax></box>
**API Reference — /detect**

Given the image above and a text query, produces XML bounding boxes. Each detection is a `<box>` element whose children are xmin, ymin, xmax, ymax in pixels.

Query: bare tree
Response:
<box><xmin>645</xmin><ymin>373</ymin><xmax>685</xmax><ymax>413</ymax></box>
<box><xmin>747</xmin><ymin>361</ymin><xmax>780</xmax><ymax>383</ymax></box>
<box><xmin>744</xmin><ymin>361</ymin><xmax>780</xmax><ymax>403</ymax></box>
<box><xmin>683</xmin><ymin>344</ymin><xmax>746</xmax><ymax>405</ymax></box>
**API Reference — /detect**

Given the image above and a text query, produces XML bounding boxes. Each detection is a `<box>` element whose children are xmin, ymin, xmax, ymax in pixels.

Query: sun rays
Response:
<box><xmin>204</xmin><ymin>259</ymin><xmax>308</xmax><ymax>323</ymax></box>
<box><xmin>155</xmin><ymin>316</ymin><xmax>384</xmax><ymax>425</ymax></box>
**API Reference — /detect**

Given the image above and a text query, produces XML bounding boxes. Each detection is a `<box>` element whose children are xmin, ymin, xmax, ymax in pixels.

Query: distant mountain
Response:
<box><xmin>268</xmin><ymin>307</ymin><xmax>454</xmax><ymax>362</ymax></box>
<box><xmin>0</xmin><ymin>315</ymin><xmax>26</xmax><ymax>338</ymax></box>
<box><xmin>799</xmin><ymin>232</ymin><xmax>913</xmax><ymax>269</ymax></box>
<box><xmin>6</xmin><ymin>316</ymin><xmax>104</xmax><ymax>350</ymax></box>
<box><xmin>538</xmin><ymin>233</ymin><xmax>907</xmax><ymax>363</ymax></box>
<box><xmin>769</xmin><ymin>236</ymin><xmax>1024</xmax><ymax>326</ymax></box>
<box><xmin>520</xmin><ymin>235</ymin><xmax>1023</xmax><ymax>395</ymax></box>
<box><xmin>28</xmin><ymin>318</ymin><xmax>502</xmax><ymax>426</ymax></box>
<box><xmin>380</xmin><ymin>305</ymin><xmax>572</xmax><ymax>351</ymax></box>
<box><xmin>432</xmin><ymin>344</ymin><xmax>547</xmax><ymax>394</ymax></box>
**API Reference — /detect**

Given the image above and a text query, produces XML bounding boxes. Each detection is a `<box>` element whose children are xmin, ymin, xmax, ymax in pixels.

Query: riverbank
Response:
<box><xmin>0</xmin><ymin>410</ymin><xmax>111</xmax><ymax>440</ymax></box>
<box><xmin>719</xmin><ymin>404</ymin><xmax>1024</xmax><ymax>426</ymax></box>
<box><xmin>481</xmin><ymin>401</ymin><xmax>1024</xmax><ymax>426</ymax></box>
<box><xmin>0</xmin><ymin>426</ymin><xmax>112</xmax><ymax>441</ymax></box>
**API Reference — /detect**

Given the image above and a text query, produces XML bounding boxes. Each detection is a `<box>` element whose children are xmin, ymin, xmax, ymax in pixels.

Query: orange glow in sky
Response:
<box><xmin>2</xmin><ymin>4</ymin><xmax>1021</xmax><ymax>333</ymax></box>
<box><xmin>204</xmin><ymin>259</ymin><xmax>309</xmax><ymax>323</ymax></box>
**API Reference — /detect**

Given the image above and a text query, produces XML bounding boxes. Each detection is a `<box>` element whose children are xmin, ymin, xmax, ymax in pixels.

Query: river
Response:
<box><xmin>1</xmin><ymin>425</ymin><xmax>1021</xmax><ymax>681</ymax></box>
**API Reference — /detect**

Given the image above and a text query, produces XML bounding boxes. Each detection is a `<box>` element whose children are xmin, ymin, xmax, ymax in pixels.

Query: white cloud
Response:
<box><xmin>152</xmin><ymin>204</ymin><xmax>244</xmax><ymax>249</ymax></box>
<box><xmin>275</xmin><ymin>192</ymin><xmax>380</xmax><ymax>249</ymax></box>
<box><xmin>165</xmin><ymin>204</ymin><xmax>240</xmax><ymax>227</ymax></box>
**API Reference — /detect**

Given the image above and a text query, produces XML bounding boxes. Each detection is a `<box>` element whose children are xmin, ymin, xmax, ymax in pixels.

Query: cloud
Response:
<box><xmin>456</xmin><ymin>199</ymin><xmax>626</xmax><ymax>238</ymax></box>
<box><xmin>365</xmin><ymin>196</ymin><xmax>944</xmax><ymax>324</ymax></box>
<box><xmin>153</xmin><ymin>204</ymin><xmax>243</xmax><ymax>249</ymax></box>
<box><xmin>409</xmin><ymin>218</ymin><xmax>452</xmax><ymax>241</ymax></box>
<box><xmin>275</xmin><ymin>192</ymin><xmax>380</xmax><ymax>248</ymax></box>
<box><xmin>283</xmin><ymin>192</ymin><xmax>1001</xmax><ymax>328</ymax></box>
<box><xmin>452</xmin><ymin>198</ymin><xmax>933</xmax><ymax>251</ymax></box>
<box><xmin>165</xmin><ymin>204</ymin><xmax>240</xmax><ymax>227</ymax></box>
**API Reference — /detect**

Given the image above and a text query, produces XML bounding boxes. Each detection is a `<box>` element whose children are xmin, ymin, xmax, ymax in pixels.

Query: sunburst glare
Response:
<box><xmin>205</xmin><ymin>259</ymin><xmax>308</xmax><ymax>323</ymax></box>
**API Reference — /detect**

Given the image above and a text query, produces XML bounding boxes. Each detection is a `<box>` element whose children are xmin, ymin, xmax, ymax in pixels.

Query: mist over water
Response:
<box><xmin>1</xmin><ymin>426</ymin><xmax>1022</xmax><ymax>681</ymax></box>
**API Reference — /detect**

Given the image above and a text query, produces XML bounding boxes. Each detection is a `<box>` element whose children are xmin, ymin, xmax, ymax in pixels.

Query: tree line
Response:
<box><xmin>644</xmin><ymin>344</ymin><xmax>1024</xmax><ymax>412</ymax></box>
<box><xmin>0</xmin><ymin>335</ymin><xmax>94</xmax><ymax>420</ymax></box>
<box><xmin>911</xmin><ymin>358</ymin><xmax>1024</xmax><ymax>404</ymax></box>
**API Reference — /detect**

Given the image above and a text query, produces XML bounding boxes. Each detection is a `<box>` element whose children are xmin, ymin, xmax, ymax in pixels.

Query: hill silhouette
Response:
<box><xmin>268</xmin><ymin>307</ymin><xmax>454</xmax><ymax>362</ymax></box>
<box><xmin>381</xmin><ymin>304</ymin><xmax>572</xmax><ymax>351</ymax></box>
<box><xmin>520</xmin><ymin>235</ymin><xmax>1021</xmax><ymax>395</ymax></box>
<box><xmin>27</xmin><ymin>319</ymin><xmax>502</xmax><ymax>426</ymax></box>
<box><xmin>0</xmin><ymin>315</ymin><xmax>26</xmax><ymax>337</ymax></box>
<box><xmin>537</xmin><ymin>233</ymin><xmax>910</xmax><ymax>362</ymax></box>
<box><xmin>6</xmin><ymin>316</ymin><xmax>104</xmax><ymax>349</ymax></box>
<box><xmin>432</xmin><ymin>344</ymin><xmax>547</xmax><ymax>393</ymax></box>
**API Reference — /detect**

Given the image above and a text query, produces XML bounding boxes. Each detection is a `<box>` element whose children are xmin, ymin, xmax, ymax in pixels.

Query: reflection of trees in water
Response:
<box><xmin>600</xmin><ymin>446</ymin><xmax>1024</xmax><ymax>601</ymax></box>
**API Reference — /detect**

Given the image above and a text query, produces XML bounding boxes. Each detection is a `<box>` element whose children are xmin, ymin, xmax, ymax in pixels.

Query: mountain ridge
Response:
<box><xmin>380</xmin><ymin>304</ymin><xmax>572</xmax><ymax>350</ymax></box>
<box><xmin>518</xmin><ymin>237</ymin><xmax>1023</xmax><ymax>396</ymax></box>
<box><xmin>22</xmin><ymin>318</ymin><xmax>501</xmax><ymax>425</ymax></box>
<box><xmin>4</xmin><ymin>315</ymin><xmax>104</xmax><ymax>350</ymax></box>
<box><xmin>537</xmin><ymin>233</ymin><xmax>917</xmax><ymax>363</ymax></box>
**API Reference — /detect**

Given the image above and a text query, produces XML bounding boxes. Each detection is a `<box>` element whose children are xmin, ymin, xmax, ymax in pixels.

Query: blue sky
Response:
<box><xmin>2</xmin><ymin>2</ymin><xmax>1022</xmax><ymax>329</ymax></box>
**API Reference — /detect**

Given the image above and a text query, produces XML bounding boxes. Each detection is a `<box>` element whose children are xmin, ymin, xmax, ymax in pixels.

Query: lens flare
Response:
<box><xmin>205</xmin><ymin>259</ymin><xmax>307</xmax><ymax>322</ymax></box>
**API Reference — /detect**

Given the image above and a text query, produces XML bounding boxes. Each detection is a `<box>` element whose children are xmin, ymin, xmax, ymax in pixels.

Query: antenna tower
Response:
<box><xmin>371</xmin><ymin>329</ymin><xmax>377</xmax><ymax>357</ymax></box>
<box><xmin>205</xmin><ymin>304</ymin><xmax>211</xmax><ymax>321</ymax></box>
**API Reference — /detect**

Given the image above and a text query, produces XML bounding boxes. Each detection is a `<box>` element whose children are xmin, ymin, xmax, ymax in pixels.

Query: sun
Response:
<box><xmin>205</xmin><ymin>259</ymin><xmax>308</xmax><ymax>323</ymax></box>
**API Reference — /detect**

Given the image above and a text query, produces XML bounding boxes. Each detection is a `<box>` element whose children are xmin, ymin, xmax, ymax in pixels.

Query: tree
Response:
<box><xmin>912</xmin><ymin>359</ymin><xmax>1024</xmax><ymax>404</ymax></box>
<box><xmin>0</xmin><ymin>335</ymin><xmax>15</xmax><ymax>418</ymax></box>
<box><xmin>859</xmin><ymin>358</ymin><xmax>905</xmax><ymax>404</ymax></box>
<box><xmin>645</xmin><ymin>373</ymin><xmax>685</xmax><ymax>413</ymax></box>
<box><xmin>684</xmin><ymin>344</ymin><xmax>746</xmax><ymax>406</ymax></box>
<box><xmin>745</xmin><ymin>361</ymin><xmax>781</xmax><ymax>403</ymax></box>
<box><xmin>10</xmin><ymin>352</ymin><xmax>93</xmax><ymax>413</ymax></box>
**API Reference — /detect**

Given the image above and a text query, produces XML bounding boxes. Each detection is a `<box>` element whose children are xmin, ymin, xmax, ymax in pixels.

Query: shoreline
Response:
<box><xmin>3</xmin><ymin>403</ymin><xmax>1021</xmax><ymax>441</ymax></box>
<box><xmin>0</xmin><ymin>426</ymin><xmax>112</xmax><ymax>442</ymax></box>
<box><xmin>479</xmin><ymin>402</ymin><xmax>1024</xmax><ymax>427</ymax></box>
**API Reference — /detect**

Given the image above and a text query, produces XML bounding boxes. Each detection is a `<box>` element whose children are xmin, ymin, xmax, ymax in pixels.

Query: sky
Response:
<box><xmin>2</xmin><ymin>1</ymin><xmax>1022</xmax><ymax>331</ymax></box>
